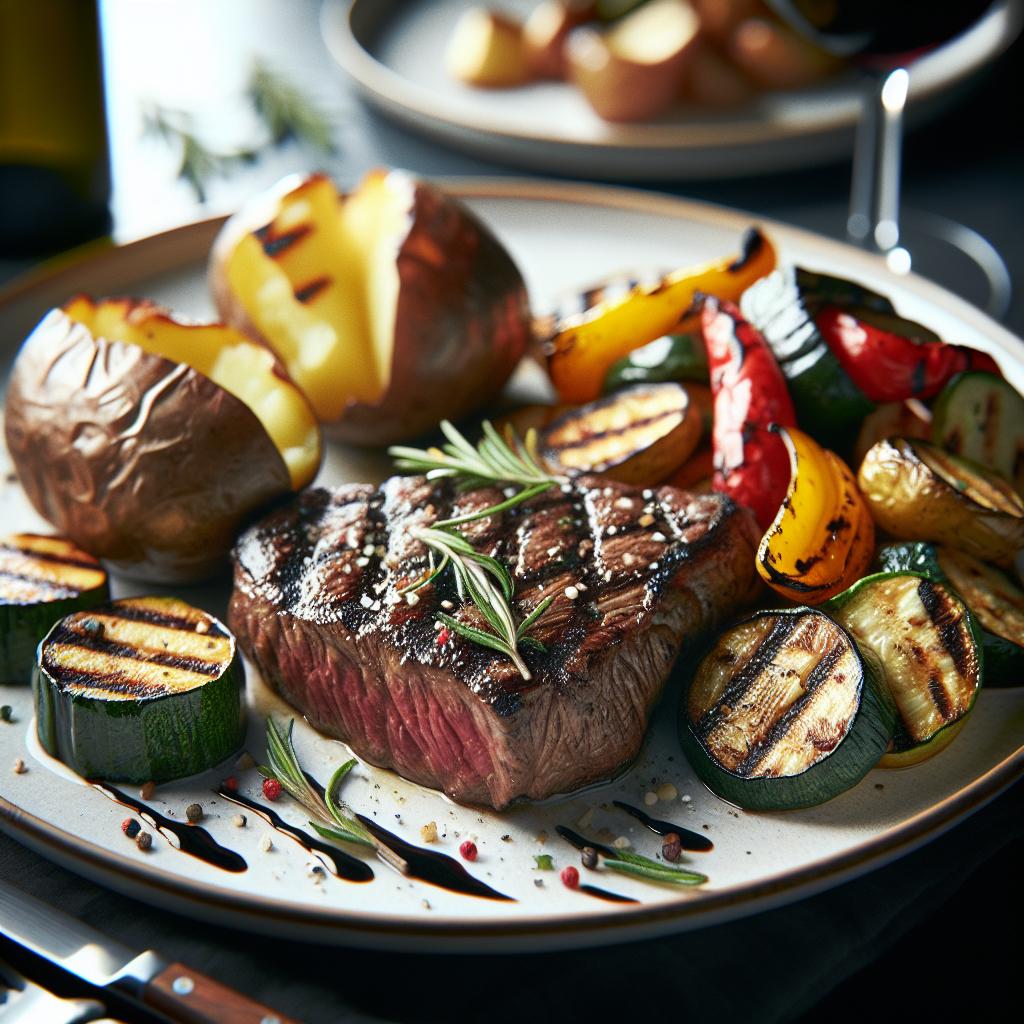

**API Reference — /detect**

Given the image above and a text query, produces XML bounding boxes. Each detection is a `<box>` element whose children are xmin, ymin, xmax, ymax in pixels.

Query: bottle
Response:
<box><xmin>0</xmin><ymin>0</ymin><xmax>111</xmax><ymax>258</ymax></box>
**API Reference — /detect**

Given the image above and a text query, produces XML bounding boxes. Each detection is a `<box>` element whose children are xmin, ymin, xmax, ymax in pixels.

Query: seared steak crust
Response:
<box><xmin>229</xmin><ymin>475</ymin><xmax>759</xmax><ymax>808</ymax></box>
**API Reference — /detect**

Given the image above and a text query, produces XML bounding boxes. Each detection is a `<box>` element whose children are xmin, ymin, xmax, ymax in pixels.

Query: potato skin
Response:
<box><xmin>4</xmin><ymin>307</ymin><xmax>292</xmax><ymax>583</ymax></box>
<box><xmin>210</xmin><ymin>170</ymin><xmax>533</xmax><ymax>446</ymax></box>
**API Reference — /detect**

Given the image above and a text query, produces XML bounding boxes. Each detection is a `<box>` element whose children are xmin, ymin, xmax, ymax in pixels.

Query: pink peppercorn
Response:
<box><xmin>262</xmin><ymin>778</ymin><xmax>282</xmax><ymax>801</ymax></box>
<box><xmin>223</xmin><ymin>776</ymin><xmax>238</xmax><ymax>792</ymax></box>
<box><xmin>436</xmin><ymin>627</ymin><xmax>451</xmax><ymax>645</ymax></box>
<box><xmin>459</xmin><ymin>840</ymin><xmax>478</xmax><ymax>861</ymax></box>
<box><xmin>560</xmin><ymin>866</ymin><xmax>580</xmax><ymax>890</ymax></box>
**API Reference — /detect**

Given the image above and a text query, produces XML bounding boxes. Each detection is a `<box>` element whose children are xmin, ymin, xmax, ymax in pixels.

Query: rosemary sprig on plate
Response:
<box><xmin>601</xmin><ymin>848</ymin><xmax>707</xmax><ymax>887</ymax></box>
<box><xmin>259</xmin><ymin>717</ymin><xmax>407</xmax><ymax>874</ymax></box>
<box><xmin>389</xmin><ymin>420</ymin><xmax>558</xmax><ymax>527</ymax></box>
<box><xmin>405</xmin><ymin>525</ymin><xmax>554</xmax><ymax>681</ymax></box>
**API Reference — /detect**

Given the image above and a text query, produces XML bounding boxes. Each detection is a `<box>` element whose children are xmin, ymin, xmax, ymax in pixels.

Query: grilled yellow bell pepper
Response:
<box><xmin>757</xmin><ymin>426</ymin><xmax>875</xmax><ymax>603</ymax></box>
<box><xmin>544</xmin><ymin>227</ymin><xmax>777</xmax><ymax>404</ymax></box>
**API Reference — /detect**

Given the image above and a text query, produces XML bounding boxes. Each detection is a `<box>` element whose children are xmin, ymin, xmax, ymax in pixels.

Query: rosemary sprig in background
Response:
<box><xmin>144</xmin><ymin>56</ymin><xmax>336</xmax><ymax>201</ymax></box>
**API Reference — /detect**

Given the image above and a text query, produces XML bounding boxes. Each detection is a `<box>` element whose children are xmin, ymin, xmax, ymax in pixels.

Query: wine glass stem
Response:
<box><xmin>847</xmin><ymin>67</ymin><xmax>909</xmax><ymax>255</ymax></box>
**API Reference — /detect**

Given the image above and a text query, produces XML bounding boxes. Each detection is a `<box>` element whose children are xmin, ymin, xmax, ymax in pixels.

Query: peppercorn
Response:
<box><xmin>222</xmin><ymin>776</ymin><xmax>238</xmax><ymax>792</ymax></box>
<box><xmin>136</xmin><ymin>831</ymin><xmax>153</xmax><ymax>851</ymax></box>
<box><xmin>560</xmin><ymin>866</ymin><xmax>580</xmax><ymax>890</ymax></box>
<box><xmin>231</xmin><ymin>814</ymin><xmax>247</xmax><ymax>828</ymax></box>
<box><xmin>121</xmin><ymin>818</ymin><xmax>141</xmax><ymax>839</ymax></box>
<box><xmin>262</xmin><ymin>777</ymin><xmax>282</xmax><ymax>801</ymax></box>
<box><xmin>0</xmin><ymin>705</ymin><xmax>12</xmax><ymax>723</ymax></box>
<box><xmin>139</xmin><ymin>781</ymin><xmax>156</xmax><ymax>801</ymax></box>
<box><xmin>581</xmin><ymin>846</ymin><xmax>598</xmax><ymax>870</ymax></box>
<box><xmin>662</xmin><ymin>832</ymin><xmax>682</xmax><ymax>863</ymax></box>
<box><xmin>185</xmin><ymin>802</ymin><xmax>203</xmax><ymax>824</ymax></box>
<box><xmin>459</xmin><ymin>840</ymin><xmax>478</xmax><ymax>862</ymax></box>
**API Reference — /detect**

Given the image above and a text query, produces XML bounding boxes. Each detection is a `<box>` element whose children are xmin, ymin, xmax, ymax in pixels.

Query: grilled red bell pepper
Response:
<box><xmin>702</xmin><ymin>297</ymin><xmax>796</xmax><ymax>530</ymax></box>
<box><xmin>815</xmin><ymin>305</ymin><xmax>1000</xmax><ymax>402</ymax></box>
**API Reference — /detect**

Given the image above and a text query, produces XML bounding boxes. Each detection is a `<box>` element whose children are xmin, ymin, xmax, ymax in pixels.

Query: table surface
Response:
<box><xmin>1</xmin><ymin>2</ymin><xmax>1022</xmax><ymax>1021</ymax></box>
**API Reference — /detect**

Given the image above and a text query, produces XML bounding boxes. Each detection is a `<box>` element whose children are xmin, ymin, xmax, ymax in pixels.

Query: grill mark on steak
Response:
<box><xmin>230</xmin><ymin>474</ymin><xmax>760</xmax><ymax>808</ymax></box>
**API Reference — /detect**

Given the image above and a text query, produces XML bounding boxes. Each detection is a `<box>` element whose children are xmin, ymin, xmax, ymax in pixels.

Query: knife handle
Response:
<box><xmin>144</xmin><ymin>963</ymin><xmax>301</xmax><ymax>1024</ymax></box>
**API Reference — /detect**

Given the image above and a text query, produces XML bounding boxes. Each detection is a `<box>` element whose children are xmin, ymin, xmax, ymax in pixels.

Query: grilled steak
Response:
<box><xmin>229</xmin><ymin>475</ymin><xmax>760</xmax><ymax>808</ymax></box>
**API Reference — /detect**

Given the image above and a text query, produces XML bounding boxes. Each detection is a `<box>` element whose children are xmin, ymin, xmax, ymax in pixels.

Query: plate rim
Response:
<box><xmin>321</xmin><ymin>0</ymin><xmax>1024</xmax><ymax>157</ymax></box>
<box><xmin>1</xmin><ymin>178</ymin><xmax>1023</xmax><ymax>949</ymax></box>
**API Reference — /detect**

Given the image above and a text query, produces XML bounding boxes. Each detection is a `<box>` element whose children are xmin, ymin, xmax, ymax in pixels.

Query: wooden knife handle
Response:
<box><xmin>144</xmin><ymin>962</ymin><xmax>301</xmax><ymax>1024</ymax></box>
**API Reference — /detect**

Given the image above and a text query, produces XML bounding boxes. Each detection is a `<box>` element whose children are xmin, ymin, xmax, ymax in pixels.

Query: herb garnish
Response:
<box><xmin>391</xmin><ymin>421</ymin><xmax>561</xmax><ymax>680</ymax></box>
<box><xmin>259</xmin><ymin>717</ymin><xmax>407</xmax><ymax>874</ymax></box>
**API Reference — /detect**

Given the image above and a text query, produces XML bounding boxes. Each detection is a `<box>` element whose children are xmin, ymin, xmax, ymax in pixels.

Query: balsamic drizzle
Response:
<box><xmin>555</xmin><ymin>825</ymin><xmax>616</xmax><ymax>859</ymax></box>
<box><xmin>580</xmin><ymin>884</ymin><xmax>638</xmax><ymax>904</ymax></box>
<box><xmin>356</xmin><ymin>815</ymin><xmax>514</xmax><ymax>902</ymax></box>
<box><xmin>216</xmin><ymin>786</ymin><xmax>373</xmax><ymax>883</ymax></box>
<box><xmin>612</xmin><ymin>801</ymin><xmax>714</xmax><ymax>852</ymax></box>
<box><xmin>92</xmin><ymin>782</ymin><xmax>247</xmax><ymax>873</ymax></box>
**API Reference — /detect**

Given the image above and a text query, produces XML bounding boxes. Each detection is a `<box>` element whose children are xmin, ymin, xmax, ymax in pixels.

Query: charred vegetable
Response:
<box><xmin>931</xmin><ymin>371</ymin><xmax>1024</xmax><ymax>494</ymax></box>
<box><xmin>680</xmin><ymin>607</ymin><xmax>894</xmax><ymax>810</ymax></box>
<box><xmin>740</xmin><ymin>266</ymin><xmax>875</xmax><ymax>454</ymax></box>
<box><xmin>853</xmin><ymin>399</ymin><xmax>932</xmax><ymax>467</ymax></box>
<box><xmin>539</xmin><ymin>382</ymin><xmax>701</xmax><ymax>485</ymax></box>
<box><xmin>545</xmin><ymin>227</ymin><xmax>776</xmax><ymax>404</ymax></box>
<box><xmin>702</xmin><ymin>296</ymin><xmax>796</xmax><ymax>530</ymax></box>
<box><xmin>1</xmin><ymin>534</ymin><xmax>109</xmax><ymax>683</ymax></box>
<box><xmin>757</xmin><ymin>426</ymin><xmax>875</xmax><ymax>604</ymax></box>
<box><xmin>34</xmin><ymin>596</ymin><xmax>245</xmax><ymax>782</ymax></box>
<box><xmin>878</xmin><ymin>542</ymin><xmax>1024</xmax><ymax>686</ymax></box>
<box><xmin>815</xmin><ymin>305</ymin><xmax>1000</xmax><ymax>403</ymax></box>
<box><xmin>858</xmin><ymin>437</ymin><xmax>1024</xmax><ymax>568</ymax></box>
<box><xmin>603</xmin><ymin>332</ymin><xmax>709</xmax><ymax>392</ymax></box>
<box><xmin>828</xmin><ymin>573</ymin><xmax>982</xmax><ymax>766</ymax></box>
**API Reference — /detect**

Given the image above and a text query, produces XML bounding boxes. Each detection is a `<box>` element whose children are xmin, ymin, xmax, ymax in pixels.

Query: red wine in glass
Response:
<box><xmin>765</xmin><ymin>0</ymin><xmax>1011</xmax><ymax>317</ymax></box>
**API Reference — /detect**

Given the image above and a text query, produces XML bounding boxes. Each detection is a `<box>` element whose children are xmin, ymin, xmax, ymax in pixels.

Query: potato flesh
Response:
<box><xmin>64</xmin><ymin>298</ymin><xmax>319</xmax><ymax>489</ymax></box>
<box><xmin>225</xmin><ymin>173</ymin><xmax>407</xmax><ymax>423</ymax></box>
<box><xmin>608</xmin><ymin>0</ymin><xmax>699</xmax><ymax>64</ymax></box>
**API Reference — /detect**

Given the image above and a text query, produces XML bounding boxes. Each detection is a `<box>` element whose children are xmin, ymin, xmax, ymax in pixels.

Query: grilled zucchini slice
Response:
<box><xmin>680</xmin><ymin>608</ymin><xmax>894</xmax><ymax>810</ymax></box>
<box><xmin>829</xmin><ymin>572</ymin><xmax>982</xmax><ymax>766</ymax></box>
<box><xmin>878</xmin><ymin>542</ymin><xmax>1023</xmax><ymax>686</ymax></box>
<box><xmin>34</xmin><ymin>596</ymin><xmax>245</xmax><ymax>782</ymax></box>
<box><xmin>1</xmin><ymin>534</ymin><xmax>108</xmax><ymax>684</ymax></box>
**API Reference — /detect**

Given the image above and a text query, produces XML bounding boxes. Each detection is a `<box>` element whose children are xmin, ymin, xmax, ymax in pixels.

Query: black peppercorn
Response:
<box><xmin>581</xmin><ymin>846</ymin><xmax>598</xmax><ymax>870</ymax></box>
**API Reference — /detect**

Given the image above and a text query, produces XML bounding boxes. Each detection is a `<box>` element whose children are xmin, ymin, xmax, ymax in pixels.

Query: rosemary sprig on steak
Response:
<box><xmin>405</xmin><ymin>525</ymin><xmax>554</xmax><ymax>681</ymax></box>
<box><xmin>391</xmin><ymin>421</ymin><xmax>560</xmax><ymax>679</ymax></box>
<box><xmin>259</xmin><ymin>717</ymin><xmax>408</xmax><ymax>874</ymax></box>
<box><xmin>389</xmin><ymin>420</ymin><xmax>557</xmax><ymax>527</ymax></box>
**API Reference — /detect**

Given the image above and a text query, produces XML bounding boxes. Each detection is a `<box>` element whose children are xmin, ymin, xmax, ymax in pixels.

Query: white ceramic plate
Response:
<box><xmin>321</xmin><ymin>0</ymin><xmax>1023</xmax><ymax>180</ymax></box>
<box><xmin>1</xmin><ymin>180</ymin><xmax>1022</xmax><ymax>952</ymax></box>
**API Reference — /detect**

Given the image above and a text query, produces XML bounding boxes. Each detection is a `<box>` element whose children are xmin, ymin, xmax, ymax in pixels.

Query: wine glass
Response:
<box><xmin>765</xmin><ymin>0</ymin><xmax>1013</xmax><ymax>318</ymax></box>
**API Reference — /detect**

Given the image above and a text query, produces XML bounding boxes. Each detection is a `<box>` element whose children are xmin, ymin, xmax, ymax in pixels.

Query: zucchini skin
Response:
<box><xmin>679</xmin><ymin>607</ymin><xmax>895</xmax><ymax>811</ymax></box>
<box><xmin>0</xmin><ymin>535</ymin><xmax>109</xmax><ymax>684</ymax></box>
<box><xmin>33</xmin><ymin>609</ymin><xmax>245</xmax><ymax>783</ymax></box>
<box><xmin>740</xmin><ymin>267</ymin><xmax>876</xmax><ymax>456</ymax></box>
<box><xmin>827</xmin><ymin>571</ymin><xmax>984</xmax><ymax>765</ymax></box>
<box><xmin>876</xmin><ymin>543</ymin><xmax>1022</xmax><ymax>686</ymax></box>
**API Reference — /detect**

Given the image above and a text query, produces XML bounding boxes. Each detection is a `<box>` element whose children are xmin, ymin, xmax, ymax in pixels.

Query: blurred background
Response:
<box><xmin>1</xmin><ymin>2</ymin><xmax>1022</xmax><ymax>1022</ymax></box>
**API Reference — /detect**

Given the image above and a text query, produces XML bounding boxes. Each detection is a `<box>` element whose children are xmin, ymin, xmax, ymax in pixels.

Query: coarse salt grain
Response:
<box><xmin>642</xmin><ymin>489</ymin><xmax>653</xmax><ymax>499</ymax></box>
<box><xmin>612</xmin><ymin>836</ymin><xmax>631</xmax><ymax>850</ymax></box>
<box><xmin>615</xmin><ymin>497</ymin><xmax>633</xmax><ymax>510</ymax></box>
<box><xmin>359</xmin><ymin>594</ymin><xmax>374</xmax><ymax>609</ymax></box>
<box><xmin>681</xmin><ymin>794</ymin><xmax>692</xmax><ymax>803</ymax></box>
<box><xmin>259</xmin><ymin>835</ymin><xmax>274</xmax><ymax>853</ymax></box>
<box><xmin>623</xmin><ymin>553</ymin><xmax>635</xmax><ymax>566</ymax></box>
<box><xmin>649</xmin><ymin>562</ymin><xmax>659</xmax><ymax>570</ymax></box>
<box><xmin>643</xmin><ymin>791</ymin><xmax>657</xmax><ymax>806</ymax></box>
<box><xmin>652</xmin><ymin>531</ymin><xmax>667</xmax><ymax>543</ymax></box>
<box><xmin>547</xmin><ymin>546</ymin><xmax>559</xmax><ymax>557</ymax></box>
<box><xmin>363</xmin><ymin>544</ymin><xmax>375</xmax><ymax>557</ymax></box>
<box><xmin>441</xmin><ymin>600</ymin><xmax>454</xmax><ymax>610</ymax></box>
<box><xmin>420</xmin><ymin>821</ymin><xmax>438</xmax><ymax>843</ymax></box>
<box><xmin>564</xmin><ymin>585</ymin><xmax>579</xmax><ymax>600</ymax></box>
<box><xmin>356</xmin><ymin>556</ymin><xmax>369</xmax><ymax>567</ymax></box>
<box><xmin>405</xmin><ymin>592</ymin><xmax>420</xmax><ymax>607</ymax></box>
<box><xmin>606</xmin><ymin>525</ymin><xmax>617</xmax><ymax>535</ymax></box>
<box><xmin>657</xmin><ymin>782</ymin><xmax>678</xmax><ymax>801</ymax></box>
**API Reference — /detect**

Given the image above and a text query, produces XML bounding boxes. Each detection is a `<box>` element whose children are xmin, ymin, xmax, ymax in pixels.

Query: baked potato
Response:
<box><xmin>209</xmin><ymin>169</ymin><xmax>533</xmax><ymax>446</ymax></box>
<box><xmin>4</xmin><ymin>297</ymin><xmax>321</xmax><ymax>583</ymax></box>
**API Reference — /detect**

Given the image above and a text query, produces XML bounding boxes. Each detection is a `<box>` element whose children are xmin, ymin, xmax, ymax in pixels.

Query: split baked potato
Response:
<box><xmin>209</xmin><ymin>169</ymin><xmax>533</xmax><ymax>446</ymax></box>
<box><xmin>4</xmin><ymin>297</ymin><xmax>321</xmax><ymax>583</ymax></box>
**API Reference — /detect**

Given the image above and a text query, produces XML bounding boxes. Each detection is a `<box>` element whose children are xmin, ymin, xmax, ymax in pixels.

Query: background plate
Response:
<box><xmin>322</xmin><ymin>0</ymin><xmax>1023</xmax><ymax>180</ymax></box>
<box><xmin>1</xmin><ymin>180</ymin><xmax>1022</xmax><ymax>952</ymax></box>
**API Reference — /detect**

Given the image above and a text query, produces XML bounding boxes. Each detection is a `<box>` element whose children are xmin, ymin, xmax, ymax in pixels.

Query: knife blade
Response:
<box><xmin>0</xmin><ymin>885</ymin><xmax>300</xmax><ymax>1024</ymax></box>
<box><xmin>0</xmin><ymin>957</ymin><xmax>108</xmax><ymax>1024</ymax></box>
